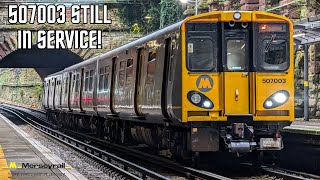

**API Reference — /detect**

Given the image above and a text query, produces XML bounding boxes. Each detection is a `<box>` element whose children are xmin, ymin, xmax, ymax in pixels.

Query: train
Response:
<box><xmin>43</xmin><ymin>11</ymin><xmax>294</xmax><ymax>160</ymax></box>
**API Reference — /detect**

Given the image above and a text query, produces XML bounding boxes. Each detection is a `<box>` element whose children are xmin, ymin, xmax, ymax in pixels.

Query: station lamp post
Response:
<box><xmin>180</xmin><ymin>0</ymin><xmax>199</xmax><ymax>15</ymax></box>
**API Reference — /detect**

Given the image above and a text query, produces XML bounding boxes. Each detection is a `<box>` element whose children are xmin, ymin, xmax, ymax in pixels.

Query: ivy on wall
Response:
<box><xmin>117</xmin><ymin>0</ymin><xmax>183</xmax><ymax>34</ymax></box>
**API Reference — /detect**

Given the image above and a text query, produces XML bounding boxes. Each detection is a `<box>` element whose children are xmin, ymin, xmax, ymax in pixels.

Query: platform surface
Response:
<box><xmin>0</xmin><ymin>113</ymin><xmax>87</xmax><ymax>180</ymax></box>
<box><xmin>283</xmin><ymin>119</ymin><xmax>320</xmax><ymax>135</ymax></box>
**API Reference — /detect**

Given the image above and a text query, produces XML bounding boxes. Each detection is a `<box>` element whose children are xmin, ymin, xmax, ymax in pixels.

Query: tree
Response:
<box><xmin>160</xmin><ymin>0</ymin><xmax>184</xmax><ymax>28</ymax></box>
<box><xmin>117</xmin><ymin>0</ymin><xmax>183</xmax><ymax>34</ymax></box>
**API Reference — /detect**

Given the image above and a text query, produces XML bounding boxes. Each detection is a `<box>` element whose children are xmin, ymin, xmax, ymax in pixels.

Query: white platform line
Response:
<box><xmin>0</xmin><ymin>113</ymin><xmax>88</xmax><ymax>180</ymax></box>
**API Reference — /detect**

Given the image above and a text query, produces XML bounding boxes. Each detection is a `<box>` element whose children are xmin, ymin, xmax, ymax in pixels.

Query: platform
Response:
<box><xmin>0</xmin><ymin>113</ymin><xmax>87</xmax><ymax>180</ymax></box>
<box><xmin>283</xmin><ymin>119</ymin><xmax>320</xmax><ymax>135</ymax></box>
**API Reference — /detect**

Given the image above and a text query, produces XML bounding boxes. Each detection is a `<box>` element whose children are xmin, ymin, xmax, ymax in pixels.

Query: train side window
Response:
<box><xmin>118</xmin><ymin>60</ymin><xmax>126</xmax><ymax>88</ymax></box>
<box><xmin>85</xmin><ymin>71</ymin><xmax>89</xmax><ymax>91</ymax></box>
<box><xmin>65</xmin><ymin>77</ymin><xmax>69</xmax><ymax>94</ymax></box>
<box><xmin>126</xmin><ymin>59</ymin><xmax>133</xmax><ymax>86</ymax></box>
<box><xmin>89</xmin><ymin>70</ymin><xmax>94</xmax><ymax>91</ymax></box>
<box><xmin>98</xmin><ymin>67</ymin><xmax>104</xmax><ymax>91</ymax></box>
<box><xmin>75</xmin><ymin>74</ymin><xmax>80</xmax><ymax>92</ymax></box>
<box><xmin>104</xmin><ymin>66</ymin><xmax>110</xmax><ymax>90</ymax></box>
<box><xmin>72</xmin><ymin>74</ymin><xmax>76</xmax><ymax>92</ymax></box>
<box><xmin>148</xmin><ymin>50</ymin><xmax>156</xmax><ymax>62</ymax></box>
<box><xmin>147</xmin><ymin>50</ymin><xmax>156</xmax><ymax>85</ymax></box>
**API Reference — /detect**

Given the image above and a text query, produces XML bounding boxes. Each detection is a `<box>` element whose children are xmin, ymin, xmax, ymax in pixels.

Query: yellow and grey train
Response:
<box><xmin>43</xmin><ymin>11</ymin><xmax>294</xmax><ymax>158</ymax></box>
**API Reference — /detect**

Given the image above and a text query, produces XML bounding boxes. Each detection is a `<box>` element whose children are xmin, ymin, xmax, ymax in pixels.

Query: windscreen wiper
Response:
<box><xmin>264</xmin><ymin>34</ymin><xmax>277</xmax><ymax>53</ymax></box>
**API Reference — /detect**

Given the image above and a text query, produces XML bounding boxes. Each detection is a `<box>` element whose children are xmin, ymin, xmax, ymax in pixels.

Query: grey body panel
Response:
<box><xmin>43</xmin><ymin>21</ymin><xmax>183</xmax><ymax>124</ymax></box>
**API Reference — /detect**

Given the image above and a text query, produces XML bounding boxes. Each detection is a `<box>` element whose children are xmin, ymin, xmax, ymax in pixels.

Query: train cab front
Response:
<box><xmin>180</xmin><ymin>11</ymin><xmax>294</xmax><ymax>154</ymax></box>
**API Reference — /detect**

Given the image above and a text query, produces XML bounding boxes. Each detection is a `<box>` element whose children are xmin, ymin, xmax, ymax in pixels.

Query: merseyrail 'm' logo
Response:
<box><xmin>196</xmin><ymin>75</ymin><xmax>213</xmax><ymax>92</ymax></box>
<box><xmin>9</xmin><ymin>162</ymin><xmax>17</xmax><ymax>168</ymax></box>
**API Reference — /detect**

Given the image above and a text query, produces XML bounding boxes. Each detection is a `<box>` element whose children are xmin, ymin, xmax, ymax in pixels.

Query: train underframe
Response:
<box><xmin>46</xmin><ymin>110</ymin><xmax>291</xmax><ymax>162</ymax></box>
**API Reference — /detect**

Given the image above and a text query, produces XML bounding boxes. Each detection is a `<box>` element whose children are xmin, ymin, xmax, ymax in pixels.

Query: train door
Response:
<box><xmin>161</xmin><ymin>38</ymin><xmax>172</xmax><ymax>118</ymax></box>
<box><xmin>223</xmin><ymin>30</ymin><xmax>250</xmax><ymax>115</ymax></box>
<box><xmin>134</xmin><ymin>48</ymin><xmax>145</xmax><ymax>116</ymax></box>
<box><xmin>110</xmin><ymin>57</ymin><xmax>117</xmax><ymax>114</ymax></box>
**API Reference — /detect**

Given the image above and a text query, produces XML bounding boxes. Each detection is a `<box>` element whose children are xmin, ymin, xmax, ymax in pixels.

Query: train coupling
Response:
<box><xmin>223</xmin><ymin>123</ymin><xmax>256</xmax><ymax>153</ymax></box>
<box><xmin>223</xmin><ymin>123</ymin><xmax>283</xmax><ymax>153</ymax></box>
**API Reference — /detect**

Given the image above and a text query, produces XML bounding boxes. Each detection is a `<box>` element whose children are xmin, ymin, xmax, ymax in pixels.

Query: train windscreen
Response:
<box><xmin>255</xmin><ymin>23</ymin><xmax>289</xmax><ymax>71</ymax></box>
<box><xmin>186</xmin><ymin>22</ymin><xmax>218</xmax><ymax>72</ymax></box>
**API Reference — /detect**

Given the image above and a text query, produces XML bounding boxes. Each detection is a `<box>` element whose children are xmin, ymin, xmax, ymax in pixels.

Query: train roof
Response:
<box><xmin>63</xmin><ymin>21</ymin><xmax>183</xmax><ymax>71</ymax></box>
<box><xmin>45</xmin><ymin>20</ymin><xmax>183</xmax><ymax>80</ymax></box>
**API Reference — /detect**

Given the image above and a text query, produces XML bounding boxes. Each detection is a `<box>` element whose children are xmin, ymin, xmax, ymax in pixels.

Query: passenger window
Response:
<box><xmin>118</xmin><ymin>60</ymin><xmax>126</xmax><ymax>88</ymax></box>
<box><xmin>126</xmin><ymin>59</ymin><xmax>133</xmax><ymax>86</ymax></box>
<box><xmin>104</xmin><ymin>66</ymin><xmax>109</xmax><ymax>90</ymax></box>
<box><xmin>226</xmin><ymin>39</ymin><xmax>247</xmax><ymax>71</ymax></box>
<box><xmin>75</xmin><ymin>74</ymin><xmax>80</xmax><ymax>92</ymax></box>
<box><xmin>65</xmin><ymin>77</ymin><xmax>69</xmax><ymax>94</ymax></box>
<box><xmin>72</xmin><ymin>75</ymin><xmax>76</xmax><ymax>92</ymax></box>
<box><xmin>148</xmin><ymin>51</ymin><xmax>156</xmax><ymax>62</ymax></box>
<box><xmin>99</xmin><ymin>67</ymin><xmax>104</xmax><ymax>91</ymax></box>
<box><xmin>147</xmin><ymin>50</ymin><xmax>156</xmax><ymax>85</ymax></box>
<box><xmin>89</xmin><ymin>70</ymin><xmax>94</xmax><ymax>91</ymax></box>
<box><xmin>85</xmin><ymin>71</ymin><xmax>89</xmax><ymax>91</ymax></box>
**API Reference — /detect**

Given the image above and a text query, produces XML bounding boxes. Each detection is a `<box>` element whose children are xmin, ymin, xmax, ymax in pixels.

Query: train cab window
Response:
<box><xmin>187</xmin><ymin>37</ymin><xmax>214</xmax><ymax>71</ymax></box>
<box><xmin>256</xmin><ymin>23</ymin><xmax>289</xmax><ymax>71</ymax></box>
<box><xmin>226</xmin><ymin>39</ymin><xmax>247</xmax><ymax>71</ymax></box>
<box><xmin>262</xmin><ymin>39</ymin><xmax>287</xmax><ymax>69</ymax></box>
<box><xmin>186</xmin><ymin>22</ymin><xmax>218</xmax><ymax>72</ymax></box>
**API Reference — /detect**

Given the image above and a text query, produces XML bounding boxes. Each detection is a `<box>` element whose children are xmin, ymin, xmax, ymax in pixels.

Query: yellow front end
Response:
<box><xmin>181</xmin><ymin>11</ymin><xmax>294</xmax><ymax>123</ymax></box>
<box><xmin>181</xmin><ymin>11</ymin><xmax>294</xmax><ymax>153</ymax></box>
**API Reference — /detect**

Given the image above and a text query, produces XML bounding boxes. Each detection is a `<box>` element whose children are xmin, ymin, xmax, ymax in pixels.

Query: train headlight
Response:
<box><xmin>233</xmin><ymin>12</ymin><xmax>241</xmax><ymax>20</ymax></box>
<box><xmin>273</xmin><ymin>92</ymin><xmax>288</xmax><ymax>103</ymax></box>
<box><xmin>187</xmin><ymin>91</ymin><xmax>214</xmax><ymax>109</ymax></box>
<box><xmin>191</xmin><ymin>93</ymin><xmax>201</xmax><ymax>104</ymax></box>
<box><xmin>265</xmin><ymin>100</ymin><xmax>273</xmax><ymax>107</ymax></box>
<box><xmin>203</xmin><ymin>100</ymin><xmax>212</xmax><ymax>108</ymax></box>
<box><xmin>263</xmin><ymin>90</ymin><xmax>289</xmax><ymax>109</ymax></box>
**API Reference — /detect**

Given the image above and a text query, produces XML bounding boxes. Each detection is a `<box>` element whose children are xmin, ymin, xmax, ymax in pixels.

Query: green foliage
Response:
<box><xmin>35</xmin><ymin>84</ymin><xmax>43</xmax><ymax>100</ymax></box>
<box><xmin>117</xmin><ymin>0</ymin><xmax>183</xmax><ymax>34</ymax></box>
<box><xmin>160</xmin><ymin>0</ymin><xmax>183</xmax><ymax>28</ymax></box>
<box><xmin>199</xmin><ymin>2</ymin><xmax>209</xmax><ymax>8</ymax></box>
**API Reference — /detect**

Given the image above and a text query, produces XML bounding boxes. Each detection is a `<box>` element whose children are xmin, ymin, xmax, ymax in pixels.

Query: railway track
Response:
<box><xmin>2</xmin><ymin>103</ymin><xmax>320</xmax><ymax>180</ymax></box>
<box><xmin>0</xmin><ymin>104</ymin><xmax>232</xmax><ymax>180</ymax></box>
<box><xmin>261</xmin><ymin>165</ymin><xmax>320</xmax><ymax>180</ymax></box>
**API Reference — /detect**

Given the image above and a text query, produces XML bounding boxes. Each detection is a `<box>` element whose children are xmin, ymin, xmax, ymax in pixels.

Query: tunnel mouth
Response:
<box><xmin>0</xmin><ymin>45</ymin><xmax>83</xmax><ymax>79</ymax></box>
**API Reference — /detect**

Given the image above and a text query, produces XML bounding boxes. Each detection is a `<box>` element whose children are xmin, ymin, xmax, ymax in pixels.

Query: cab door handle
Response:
<box><xmin>235</xmin><ymin>89</ymin><xmax>239</xmax><ymax>101</ymax></box>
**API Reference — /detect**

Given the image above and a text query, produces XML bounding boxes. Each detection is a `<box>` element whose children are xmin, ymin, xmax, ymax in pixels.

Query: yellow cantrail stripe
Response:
<box><xmin>0</xmin><ymin>145</ymin><xmax>11</xmax><ymax>179</ymax></box>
